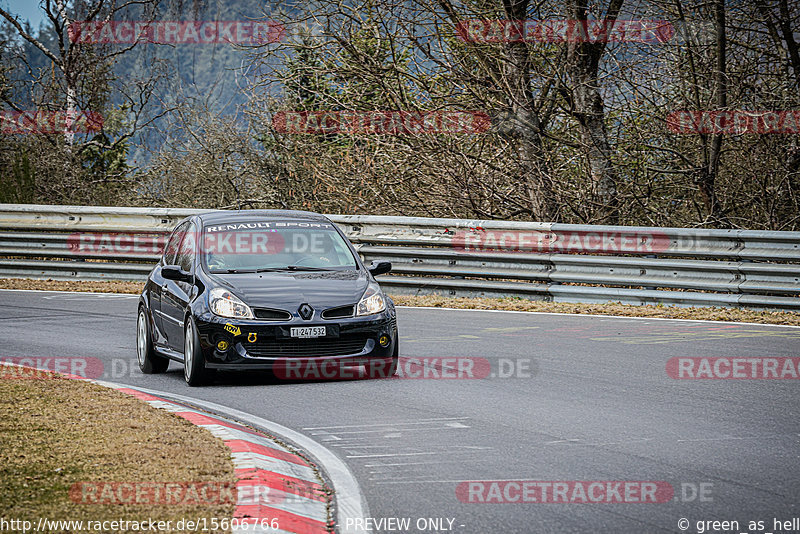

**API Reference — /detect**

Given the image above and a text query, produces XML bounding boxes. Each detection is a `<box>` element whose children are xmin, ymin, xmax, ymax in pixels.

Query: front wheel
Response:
<box><xmin>183</xmin><ymin>317</ymin><xmax>207</xmax><ymax>387</ymax></box>
<box><xmin>367</xmin><ymin>338</ymin><xmax>398</xmax><ymax>378</ymax></box>
<box><xmin>137</xmin><ymin>308</ymin><xmax>168</xmax><ymax>374</ymax></box>
<box><xmin>387</xmin><ymin>337</ymin><xmax>399</xmax><ymax>377</ymax></box>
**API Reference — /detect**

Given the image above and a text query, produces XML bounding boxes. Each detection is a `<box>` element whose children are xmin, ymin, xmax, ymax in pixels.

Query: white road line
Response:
<box><xmin>373</xmin><ymin>479</ymin><xmax>484</xmax><ymax>485</ymax></box>
<box><xmin>311</xmin><ymin>423</ymin><xmax>470</xmax><ymax>436</ymax></box>
<box><xmin>42</xmin><ymin>294</ymin><xmax>138</xmax><ymax>299</ymax></box>
<box><xmin>0</xmin><ymin>288</ymin><xmax>135</xmax><ymax>296</ymax></box>
<box><xmin>303</xmin><ymin>417</ymin><xmax>469</xmax><ymax>430</ymax></box>
<box><xmin>4</xmin><ymin>289</ymin><xmax>795</xmax><ymax>328</ymax></box>
<box><xmin>347</xmin><ymin>452</ymin><xmax>444</xmax><ymax>459</ymax></box>
<box><xmin>368</xmin><ymin>480</ymin><xmax>436</xmax><ymax>482</ymax></box>
<box><xmin>0</xmin><ymin>289</ymin><xmax>800</xmax><ymax>329</ymax></box>
<box><xmin>331</xmin><ymin>445</ymin><xmax>399</xmax><ymax>449</ymax></box>
<box><xmin>398</xmin><ymin>305</ymin><xmax>800</xmax><ymax>329</ymax></box>
<box><xmin>364</xmin><ymin>460</ymin><xmax>468</xmax><ymax>468</ymax></box>
<box><xmin>311</xmin><ymin>429</ymin><xmax>402</xmax><ymax>435</ymax></box>
<box><xmin>345</xmin><ymin>447</ymin><xmax>491</xmax><ymax>459</ymax></box>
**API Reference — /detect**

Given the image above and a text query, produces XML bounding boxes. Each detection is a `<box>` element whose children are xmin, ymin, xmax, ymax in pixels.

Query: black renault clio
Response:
<box><xmin>136</xmin><ymin>210</ymin><xmax>398</xmax><ymax>386</ymax></box>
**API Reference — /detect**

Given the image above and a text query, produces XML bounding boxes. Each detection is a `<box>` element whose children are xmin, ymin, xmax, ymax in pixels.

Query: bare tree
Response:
<box><xmin>0</xmin><ymin>0</ymin><xmax>173</xmax><ymax>204</ymax></box>
<box><xmin>559</xmin><ymin>0</ymin><xmax>624</xmax><ymax>224</ymax></box>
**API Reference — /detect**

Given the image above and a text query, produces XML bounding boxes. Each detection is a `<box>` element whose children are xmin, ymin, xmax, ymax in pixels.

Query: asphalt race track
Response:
<box><xmin>2</xmin><ymin>289</ymin><xmax>800</xmax><ymax>534</ymax></box>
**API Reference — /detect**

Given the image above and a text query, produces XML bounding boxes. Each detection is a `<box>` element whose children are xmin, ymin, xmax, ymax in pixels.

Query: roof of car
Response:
<box><xmin>194</xmin><ymin>209</ymin><xmax>331</xmax><ymax>224</ymax></box>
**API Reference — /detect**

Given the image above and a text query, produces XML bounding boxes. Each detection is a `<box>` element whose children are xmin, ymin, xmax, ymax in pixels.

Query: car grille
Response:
<box><xmin>253</xmin><ymin>308</ymin><xmax>292</xmax><ymax>320</ymax></box>
<box><xmin>245</xmin><ymin>334</ymin><xmax>369</xmax><ymax>358</ymax></box>
<box><xmin>322</xmin><ymin>304</ymin><xmax>355</xmax><ymax>319</ymax></box>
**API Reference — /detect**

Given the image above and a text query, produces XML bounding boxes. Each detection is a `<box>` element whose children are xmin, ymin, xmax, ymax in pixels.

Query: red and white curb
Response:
<box><xmin>115</xmin><ymin>387</ymin><xmax>332</xmax><ymax>534</ymax></box>
<box><xmin>1</xmin><ymin>364</ymin><xmax>333</xmax><ymax>534</ymax></box>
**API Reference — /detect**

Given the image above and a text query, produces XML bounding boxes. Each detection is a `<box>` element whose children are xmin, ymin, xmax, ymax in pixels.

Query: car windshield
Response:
<box><xmin>201</xmin><ymin>221</ymin><xmax>357</xmax><ymax>273</ymax></box>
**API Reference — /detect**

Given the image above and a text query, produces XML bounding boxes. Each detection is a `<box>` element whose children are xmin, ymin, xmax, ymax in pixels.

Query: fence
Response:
<box><xmin>1</xmin><ymin>204</ymin><xmax>799</xmax><ymax>310</ymax></box>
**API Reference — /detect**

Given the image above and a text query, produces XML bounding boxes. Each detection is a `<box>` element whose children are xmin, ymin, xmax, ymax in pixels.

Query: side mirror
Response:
<box><xmin>162</xmin><ymin>264</ymin><xmax>192</xmax><ymax>282</ymax></box>
<box><xmin>368</xmin><ymin>260</ymin><xmax>392</xmax><ymax>276</ymax></box>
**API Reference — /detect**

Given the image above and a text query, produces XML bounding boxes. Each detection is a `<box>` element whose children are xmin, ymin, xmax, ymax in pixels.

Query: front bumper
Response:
<box><xmin>194</xmin><ymin>309</ymin><xmax>397</xmax><ymax>370</ymax></box>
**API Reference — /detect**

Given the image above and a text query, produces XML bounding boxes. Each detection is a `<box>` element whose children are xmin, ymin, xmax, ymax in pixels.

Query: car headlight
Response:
<box><xmin>357</xmin><ymin>282</ymin><xmax>386</xmax><ymax>316</ymax></box>
<box><xmin>209</xmin><ymin>287</ymin><xmax>253</xmax><ymax>319</ymax></box>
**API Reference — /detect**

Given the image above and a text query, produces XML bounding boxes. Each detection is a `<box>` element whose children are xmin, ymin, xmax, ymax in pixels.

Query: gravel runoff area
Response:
<box><xmin>1</xmin><ymin>278</ymin><xmax>797</xmax><ymax>326</ymax></box>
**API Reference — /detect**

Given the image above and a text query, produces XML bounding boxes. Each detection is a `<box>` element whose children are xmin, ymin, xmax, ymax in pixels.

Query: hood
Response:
<box><xmin>208</xmin><ymin>269</ymin><xmax>369</xmax><ymax>311</ymax></box>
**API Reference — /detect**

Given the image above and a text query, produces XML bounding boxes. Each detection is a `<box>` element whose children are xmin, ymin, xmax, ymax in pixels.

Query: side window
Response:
<box><xmin>162</xmin><ymin>222</ymin><xmax>188</xmax><ymax>265</ymax></box>
<box><xmin>174</xmin><ymin>222</ymin><xmax>198</xmax><ymax>273</ymax></box>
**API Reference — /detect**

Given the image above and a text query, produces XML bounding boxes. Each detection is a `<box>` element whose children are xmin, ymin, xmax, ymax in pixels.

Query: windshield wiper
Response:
<box><xmin>254</xmin><ymin>265</ymin><xmax>333</xmax><ymax>272</ymax></box>
<box><xmin>285</xmin><ymin>265</ymin><xmax>332</xmax><ymax>271</ymax></box>
<box><xmin>213</xmin><ymin>266</ymin><xmax>334</xmax><ymax>274</ymax></box>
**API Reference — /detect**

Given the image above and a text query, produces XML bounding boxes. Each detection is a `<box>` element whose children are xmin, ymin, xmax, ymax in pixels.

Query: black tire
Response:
<box><xmin>368</xmin><ymin>337</ymin><xmax>399</xmax><ymax>378</ymax></box>
<box><xmin>387</xmin><ymin>336</ymin><xmax>399</xmax><ymax>377</ymax></box>
<box><xmin>183</xmin><ymin>316</ymin><xmax>207</xmax><ymax>387</ymax></box>
<box><xmin>137</xmin><ymin>307</ymin><xmax>169</xmax><ymax>374</ymax></box>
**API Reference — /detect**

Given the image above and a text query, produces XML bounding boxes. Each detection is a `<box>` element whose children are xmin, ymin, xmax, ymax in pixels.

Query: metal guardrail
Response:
<box><xmin>1</xmin><ymin>204</ymin><xmax>799</xmax><ymax>310</ymax></box>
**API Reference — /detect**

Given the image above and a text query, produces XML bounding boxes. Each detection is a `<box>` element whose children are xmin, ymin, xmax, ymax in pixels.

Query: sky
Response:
<box><xmin>2</xmin><ymin>0</ymin><xmax>45</xmax><ymax>29</ymax></box>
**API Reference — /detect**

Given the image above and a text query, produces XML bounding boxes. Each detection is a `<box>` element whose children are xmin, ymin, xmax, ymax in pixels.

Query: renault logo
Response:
<box><xmin>298</xmin><ymin>303</ymin><xmax>314</xmax><ymax>320</ymax></box>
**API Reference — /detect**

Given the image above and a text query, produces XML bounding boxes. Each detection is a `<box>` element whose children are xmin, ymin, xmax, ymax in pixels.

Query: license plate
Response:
<box><xmin>290</xmin><ymin>326</ymin><xmax>326</xmax><ymax>338</ymax></box>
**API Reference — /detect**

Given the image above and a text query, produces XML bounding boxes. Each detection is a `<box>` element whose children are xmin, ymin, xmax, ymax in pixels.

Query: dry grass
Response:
<box><xmin>0</xmin><ymin>373</ymin><xmax>236</xmax><ymax>533</ymax></box>
<box><xmin>1</xmin><ymin>278</ymin><xmax>797</xmax><ymax>326</ymax></box>
<box><xmin>0</xmin><ymin>278</ymin><xmax>146</xmax><ymax>294</ymax></box>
